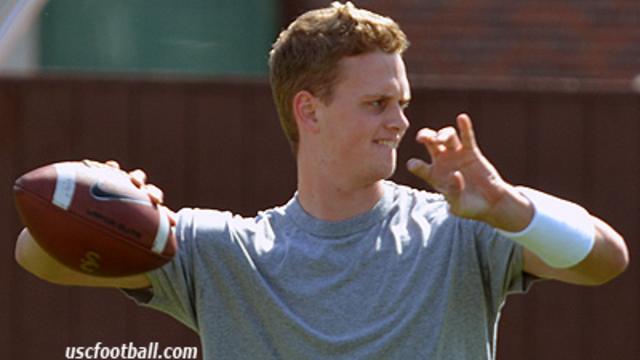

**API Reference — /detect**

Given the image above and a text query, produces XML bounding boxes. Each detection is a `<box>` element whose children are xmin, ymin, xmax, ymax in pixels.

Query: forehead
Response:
<box><xmin>334</xmin><ymin>51</ymin><xmax>410</xmax><ymax>98</ymax></box>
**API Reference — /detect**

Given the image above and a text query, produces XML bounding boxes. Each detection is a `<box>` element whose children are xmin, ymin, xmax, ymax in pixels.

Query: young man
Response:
<box><xmin>15</xmin><ymin>2</ymin><xmax>628</xmax><ymax>359</ymax></box>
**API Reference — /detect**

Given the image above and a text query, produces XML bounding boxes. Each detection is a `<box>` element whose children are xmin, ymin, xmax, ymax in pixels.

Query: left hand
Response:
<box><xmin>407</xmin><ymin>113</ymin><xmax>512</xmax><ymax>224</ymax></box>
<box><xmin>406</xmin><ymin>115</ymin><xmax>630</xmax><ymax>284</ymax></box>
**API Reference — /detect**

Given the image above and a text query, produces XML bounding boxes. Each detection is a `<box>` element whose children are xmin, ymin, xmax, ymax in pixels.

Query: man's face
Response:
<box><xmin>313</xmin><ymin>51</ymin><xmax>411</xmax><ymax>186</ymax></box>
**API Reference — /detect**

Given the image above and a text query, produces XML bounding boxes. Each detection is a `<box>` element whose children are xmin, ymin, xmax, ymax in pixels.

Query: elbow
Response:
<box><xmin>607</xmin><ymin>233</ymin><xmax>630</xmax><ymax>281</ymax></box>
<box><xmin>587</xmin><ymin>235</ymin><xmax>630</xmax><ymax>286</ymax></box>
<box><xmin>588</xmin><ymin>261</ymin><xmax>628</xmax><ymax>286</ymax></box>
<box><xmin>609</xmin><ymin>237</ymin><xmax>630</xmax><ymax>280</ymax></box>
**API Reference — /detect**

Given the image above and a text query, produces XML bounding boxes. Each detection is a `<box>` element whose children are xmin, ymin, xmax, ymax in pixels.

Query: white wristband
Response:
<box><xmin>497</xmin><ymin>187</ymin><xmax>596</xmax><ymax>268</ymax></box>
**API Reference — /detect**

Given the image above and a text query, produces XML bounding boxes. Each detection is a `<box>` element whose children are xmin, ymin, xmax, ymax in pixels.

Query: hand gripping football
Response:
<box><xmin>13</xmin><ymin>160</ymin><xmax>177</xmax><ymax>276</ymax></box>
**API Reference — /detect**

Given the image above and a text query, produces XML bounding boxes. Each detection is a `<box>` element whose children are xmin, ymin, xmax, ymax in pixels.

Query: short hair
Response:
<box><xmin>268</xmin><ymin>1</ymin><xmax>409</xmax><ymax>153</ymax></box>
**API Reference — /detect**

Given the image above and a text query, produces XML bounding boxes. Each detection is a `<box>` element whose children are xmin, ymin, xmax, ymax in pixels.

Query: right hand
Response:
<box><xmin>104</xmin><ymin>160</ymin><xmax>176</xmax><ymax>226</ymax></box>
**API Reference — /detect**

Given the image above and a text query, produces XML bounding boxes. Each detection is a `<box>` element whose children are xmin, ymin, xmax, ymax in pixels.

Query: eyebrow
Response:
<box><xmin>362</xmin><ymin>93</ymin><xmax>411</xmax><ymax>102</ymax></box>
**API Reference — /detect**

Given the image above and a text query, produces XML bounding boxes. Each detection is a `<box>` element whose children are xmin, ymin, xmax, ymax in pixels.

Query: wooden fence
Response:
<box><xmin>1</xmin><ymin>75</ymin><xmax>638</xmax><ymax>359</ymax></box>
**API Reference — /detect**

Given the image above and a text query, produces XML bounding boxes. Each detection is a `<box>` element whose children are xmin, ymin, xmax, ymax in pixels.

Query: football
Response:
<box><xmin>13</xmin><ymin>160</ymin><xmax>177</xmax><ymax>277</ymax></box>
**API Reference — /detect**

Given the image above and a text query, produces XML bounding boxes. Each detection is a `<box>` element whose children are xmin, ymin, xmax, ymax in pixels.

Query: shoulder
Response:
<box><xmin>175</xmin><ymin>208</ymin><xmax>236</xmax><ymax>244</ymax></box>
<box><xmin>175</xmin><ymin>205</ymin><xmax>284</xmax><ymax>249</ymax></box>
<box><xmin>384</xmin><ymin>181</ymin><xmax>499</xmax><ymax>239</ymax></box>
<box><xmin>385</xmin><ymin>181</ymin><xmax>445</xmax><ymax>204</ymax></box>
<box><xmin>384</xmin><ymin>181</ymin><xmax>448</xmax><ymax>219</ymax></box>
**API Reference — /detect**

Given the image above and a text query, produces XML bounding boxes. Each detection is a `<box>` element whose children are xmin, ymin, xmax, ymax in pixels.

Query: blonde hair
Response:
<box><xmin>269</xmin><ymin>2</ymin><xmax>409</xmax><ymax>153</ymax></box>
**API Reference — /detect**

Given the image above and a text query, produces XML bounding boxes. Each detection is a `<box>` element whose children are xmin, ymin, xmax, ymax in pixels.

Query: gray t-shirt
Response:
<box><xmin>129</xmin><ymin>181</ymin><xmax>534</xmax><ymax>359</ymax></box>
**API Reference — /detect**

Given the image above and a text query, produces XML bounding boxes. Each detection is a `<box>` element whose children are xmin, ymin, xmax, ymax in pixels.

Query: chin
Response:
<box><xmin>358</xmin><ymin>153</ymin><xmax>397</xmax><ymax>183</ymax></box>
<box><xmin>373</xmin><ymin>161</ymin><xmax>397</xmax><ymax>181</ymax></box>
<box><xmin>384</xmin><ymin>164</ymin><xmax>397</xmax><ymax>180</ymax></box>
<box><xmin>385</xmin><ymin>154</ymin><xmax>398</xmax><ymax>178</ymax></box>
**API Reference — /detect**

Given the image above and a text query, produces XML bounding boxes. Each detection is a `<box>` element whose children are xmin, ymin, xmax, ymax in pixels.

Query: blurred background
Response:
<box><xmin>1</xmin><ymin>1</ymin><xmax>639</xmax><ymax>359</ymax></box>
<box><xmin>3</xmin><ymin>0</ymin><xmax>639</xmax><ymax>87</ymax></box>
<box><xmin>2</xmin><ymin>0</ymin><xmax>278</xmax><ymax>75</ymax></box>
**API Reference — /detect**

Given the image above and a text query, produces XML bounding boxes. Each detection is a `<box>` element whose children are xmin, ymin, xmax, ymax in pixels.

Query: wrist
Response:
<box><xmin>496</xmin><ymin>187</ymin><xmax>596</xmax><ymax>268</ymax></box>
<box><xmin>480</xmin><ymin>183</ymin><xmax>534</xmax><ymax>232</ymax></box>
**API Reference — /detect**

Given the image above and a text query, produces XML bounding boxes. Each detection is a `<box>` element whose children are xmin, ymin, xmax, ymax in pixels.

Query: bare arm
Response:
<box><xmin>15</xmin><ymin>227</ymin><xmax>151</xmax><ymax>289</ymax></box>
<box><xmin>408</xmin><ymin>113</ymin><xmax>629</xmax><ymax>286</ymax></box>
<box><xmin>522</xmin><ymin>216</ymin><xmax>628</xmax><ymax>285</ymax></box>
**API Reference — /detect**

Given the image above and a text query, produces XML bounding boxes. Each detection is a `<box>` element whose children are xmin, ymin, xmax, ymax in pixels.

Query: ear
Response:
<box><xmin>293</xmin><ymin>90</ymin><xmax>320</xmax><ymax>134</ymax></box>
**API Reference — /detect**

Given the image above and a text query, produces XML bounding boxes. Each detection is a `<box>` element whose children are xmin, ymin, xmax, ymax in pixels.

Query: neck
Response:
<box><xmin>296</xmin><ymin>151</ymin><xmax>385</xmax><ymax>222</ymax></box>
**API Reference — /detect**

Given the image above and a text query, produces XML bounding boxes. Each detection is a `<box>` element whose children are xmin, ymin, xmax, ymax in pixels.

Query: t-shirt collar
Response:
<box><xmin>286</xmin><ymin>181</ymin><xmax>395</xmax><ymax>238</ymax></box>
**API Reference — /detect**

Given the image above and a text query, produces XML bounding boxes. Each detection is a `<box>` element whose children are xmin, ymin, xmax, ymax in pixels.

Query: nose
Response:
<box><xmin>386</xmin><ymin>104</ymin><xmax>410</xmax><ymax>135</ymax></box>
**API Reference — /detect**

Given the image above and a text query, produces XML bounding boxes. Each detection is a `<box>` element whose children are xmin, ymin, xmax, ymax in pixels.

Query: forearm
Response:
<box><xmin>567</xmin><ymin>217</ymin><xmax>629</xmax><ymax>285</ymax></box>
<box><xmin>483</xmin><ymin>187</ymin><xmax>629</xmax><ymax>284</ymax></box>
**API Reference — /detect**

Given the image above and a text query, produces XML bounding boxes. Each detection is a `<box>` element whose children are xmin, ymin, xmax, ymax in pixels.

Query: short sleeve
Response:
<box><xmin>473</xmin><ymin>221</ymin><xmax>539</xmax><ymax>312</ymax></box>
<box><xmin>122</xmin><ymin>208</ymin><xmax>232</xmax><ymax>332</ymax></box>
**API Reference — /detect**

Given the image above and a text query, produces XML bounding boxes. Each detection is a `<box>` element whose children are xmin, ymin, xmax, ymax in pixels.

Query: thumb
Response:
<box><xmin>407</xmin><ymin>158</ymin><xmax>432</xmax><ymax>183</ymax></box>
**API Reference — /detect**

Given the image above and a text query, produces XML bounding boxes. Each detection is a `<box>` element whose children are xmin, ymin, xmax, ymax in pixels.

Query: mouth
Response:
<box><xmin>374</xmin><ymin>139</ymin><xmax>400</xmax><ymax>149</ymax></box>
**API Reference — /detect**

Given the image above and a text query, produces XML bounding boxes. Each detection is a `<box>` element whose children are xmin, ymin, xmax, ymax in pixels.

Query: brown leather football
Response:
<box><xmin>14</xmin><ymin>160</ymin><xmax>177</xmax><ymax>277</ymax></box>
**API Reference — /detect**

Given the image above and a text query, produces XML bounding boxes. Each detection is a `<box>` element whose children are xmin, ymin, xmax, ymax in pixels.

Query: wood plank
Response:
<box><xmin>187</xmin><ymin>82</ymin><xmax>247</xmax><ymax>212</ymax></box>
<box><xmin>472</xmin><ymin>92</ymin><xmax>531</xmax><ymax>359</ymax></box>
<box><xmin>66</xmin><ymin>81</ymin><xmax>131</xmax><ymax>347</ymax></box>
<box><xmin>12</xmin><ymin>80</ymin><xmax>76</xmax><ymax>360</ymax></box>
<box><xmin>240</xmin><ymin>83</ymin><xmax>296</xmax><ymax>212</ymax></box>
<box><xmin>473</xmin><ymin>91</ymin><xmax>530</xmax><ymax>184</ymax></box>
<box><xmin>73</xmin><ymin>81</ymin><xmax>131</xmax><ymax>162</ymax></box>
<box><xmin>124</xmin><ymin>81</ymin><xmax>196</xmax><ymax>348</ymax></box>
<box><xmin>525</xmin><ymin>93</ymin><xmax>591</xmax><ymax>359</ymax></box>
<box><xmin>588</xmin><ymin>94</ymin><xmax>639</xmax><ymax>359</ymax></box>
<box><xmin>131</xmin><ymin>83</ymin><xmax>187</xmax><ymax>207</ymax></box>
<box><xmin>0</xmin><ymin>82</ymin><xmax>19</xmax><ymax>360</ymax></box>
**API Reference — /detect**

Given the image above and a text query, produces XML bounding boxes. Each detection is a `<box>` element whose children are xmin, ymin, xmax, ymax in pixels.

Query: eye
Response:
<box><xmin>400</xmin><ymin>101</ymin><xmax>410</xmax><ymax>110</ymax></box>
<box><xmin>370</xmin><ymin>99</ymin><xmax>388</xmax><ymax>109</ymax></box>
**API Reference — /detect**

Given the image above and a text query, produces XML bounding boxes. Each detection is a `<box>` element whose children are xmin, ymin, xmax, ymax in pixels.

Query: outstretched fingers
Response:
<box><xmin>457</xmin><ymin>113</ymin><xmax>477</xmax><ymax>149</ymax></box>
<box><xmin>407</xmin><ymin>157</ymin><xmax>465</xmax><ymax>196</ymax></box>
<box><xmin>416</xmin><ymin>128</ymin><xmax>441</xmax><ymax>158</ymax></box>
<box><xmin>407</xmin><ymin>158</ymin><xmax>433</xmax><ymax>184</ymax></box>
<box><xmin>416</xmin><ymin>125</ymin><xmax>464</xmax><ymax>159</ymax></box>
<box><xmin>437</xmin><ymin>127</ymin><xmax>462</xmax><ymax>151</ymax></box>
<box><xmin>410</xmin><ymin>114</ymin><xmax>479</xmax><ymax>199</ymax></box>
